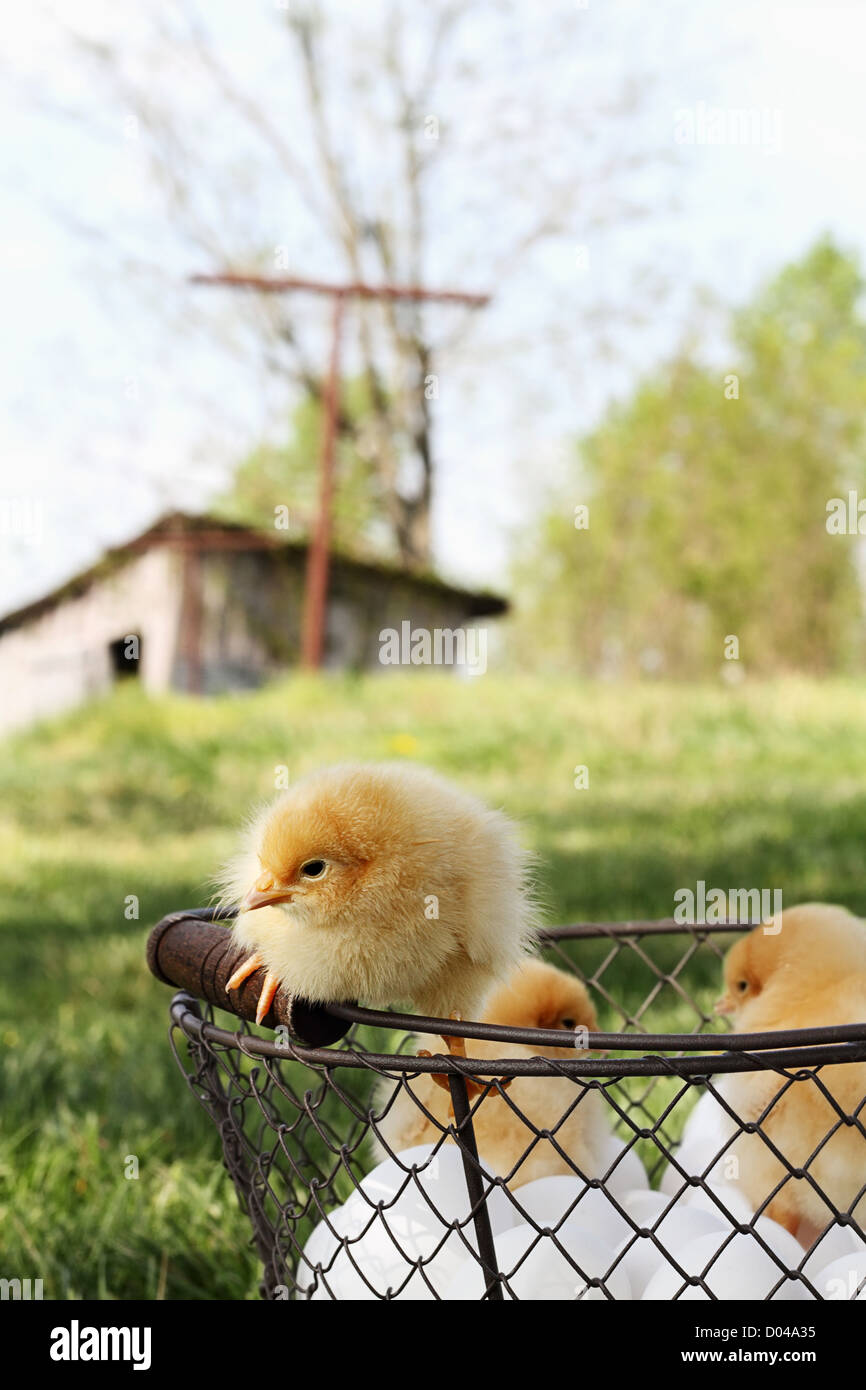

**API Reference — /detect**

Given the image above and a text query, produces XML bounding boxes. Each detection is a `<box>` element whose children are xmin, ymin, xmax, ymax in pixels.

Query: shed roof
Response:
<box><xmin>0</xmin><ymin>511</ymin><xmax>508</xmax><ymax>636</ymax></box>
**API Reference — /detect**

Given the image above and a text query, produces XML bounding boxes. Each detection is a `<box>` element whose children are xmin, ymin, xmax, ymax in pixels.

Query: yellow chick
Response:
<box><xmin>372</xmin><ymin>959</ymin><xmax>610</xmax><ymax>1190</ymax></box>
<box><xmin>715</xmin><ymin>902</ymin><xmax>866</xmax><ymax>1241</ymax></box>
<box><xmin>219</xmin><ymin>762</ymin><xmax>538</xmax><ymax>1026</ymax></box>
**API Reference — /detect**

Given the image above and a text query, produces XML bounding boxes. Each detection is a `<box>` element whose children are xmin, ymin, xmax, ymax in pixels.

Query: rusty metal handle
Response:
<box><xmin>146</xmin><ymin>909</ymin><xmax>352</xmax><ymax>1046</ymax></box>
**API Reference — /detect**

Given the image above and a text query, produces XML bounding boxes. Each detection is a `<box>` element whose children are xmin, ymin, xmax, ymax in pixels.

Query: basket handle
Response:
<box><xmin>146</xmin><ymin>910</ymin><xmax>352</xmax><ymax>1046</ymax></box>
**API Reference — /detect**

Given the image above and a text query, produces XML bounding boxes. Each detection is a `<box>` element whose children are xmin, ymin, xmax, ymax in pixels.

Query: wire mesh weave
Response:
<box><xmin>165</xmin><ymin>919</ymin><xmax>866</xmax><ymax>1301</ymax></box>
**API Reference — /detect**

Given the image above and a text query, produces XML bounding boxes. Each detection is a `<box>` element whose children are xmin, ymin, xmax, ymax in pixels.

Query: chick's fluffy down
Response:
<box><xmin>371</xmin><ymin>960</ymin><xmax>611</xmax><ymax>1189</ymax></box>
<box><xmin>221</xmin><ymin>762</ymin><xmax>538</xmax><ymax>1019</ymax></box>
<box><xmin>717</xmin><ymin>903</ymin><xmax>866</xmax><ymax>1238</ymax></box>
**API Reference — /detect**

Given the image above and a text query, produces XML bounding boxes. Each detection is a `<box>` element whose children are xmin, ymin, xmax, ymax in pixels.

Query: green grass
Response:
<box><xmin>3</xmin><ymin>673</ymin><xmax>866</xmax><ymax>1298</ymax></box>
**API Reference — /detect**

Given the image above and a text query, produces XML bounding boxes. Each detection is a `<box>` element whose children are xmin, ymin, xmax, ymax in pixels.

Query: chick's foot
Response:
<box><xmin>226</xmin><ymin>951</ymin><xmax>281</xmax><ymax>1025</ymax></box>
<box><xmin>419</xmin><ymin>1018</ymin><xmax>512</xmax><ymax>1108</ymax></box>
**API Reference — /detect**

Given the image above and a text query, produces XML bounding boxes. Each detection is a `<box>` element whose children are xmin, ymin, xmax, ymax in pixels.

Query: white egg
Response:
<box><xmin>681</xmin><ymin>1181</ymin><xmax>755</xmax><ymax>1225</ymax></box>
<box><xmin>660</xmin><ymin>1151</ymin><xmax>694</xmax><ymax>1197</ymax></box>
<box><xmin>358</xmin><ymin>1143</ymin><xmax>516</xmax><ymax>1235</ymax></box>
<box><xmin>641</xmin><ymin>1218</ymin><xmax>812</xmax><ymax>1301</ymax></box>
<box><xmin>302</xmin><ymin>1194</ymin><xmax>462</xmax><ymax>1300</ymax></box>
<box><xmin>598</xmin><ymin>1132</ymin><xmax>649</xmax><ymax>1195</ymax></box>
<box><xmin>296</xmin><ymin>1197</ymin><xmax>357</xmax><ymax>1285</ymax></box>
<box><xmin>509</xmin><ymin>1175</ymin><xmax>633</xmax><ymax>1250</ymax></box>
<box><xmin>661</xmin><ymin>1089</ymin><xmax>744</xmax><ymax>1199</ymax></box>
<box><xmin>618</xmin><ymin>1189</ymin><xmax>671</xmax><ymax>1225</ymax></box>
<box><xmin>660</xmin><ymin>1139</ymin><xmax>742</xmax><ymax>1198</ymax></box>
<box><xmin>445</xmin><ymin>1222</ymin><xmax>631</xmax><ymax>1301</ymax></box>
<box><xmin>356</xmin><ymin>1142</ymin><xmax>442</xmax><ymax>1194</ymax></box>
<box><xmin>681</xmin><ymin>1089</ymin><xmax>738</xmax><ymax>1151</ymax></box>
<box><xmin>297</xmin><ymin>1143</ymin><xmax>515</xmax><ymax>1300</ymax></box>
<box><xmin>614</xmin><ymin>1203</ymin><xmax>729</xmax><ymax>1298</ymax></box>
<box><xmin>812</xmin><ymin>1251</ymin><xmax>866</xmax><ymax>1301</ymax></box>
<box><xmin>800</xmin><ymin>1224</ymin><xmax>866</xmax><ymax>1280</ymax></box>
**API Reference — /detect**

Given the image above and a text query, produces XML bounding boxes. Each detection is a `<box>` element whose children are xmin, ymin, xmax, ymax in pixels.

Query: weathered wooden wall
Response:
<box><xmin>0</xmin><ymin>548</ymin><xmax>184</xmax><ymax>731</ymax></box>
<box><xmin>0</xmin><ymin>542</ymin><xmax>494</xmax><ymax>730</ymax></box>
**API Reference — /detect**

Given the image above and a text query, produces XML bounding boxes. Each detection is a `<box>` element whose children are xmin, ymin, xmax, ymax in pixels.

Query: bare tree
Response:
<box><xmin>50</xmin><ymin>0</ymin><xmax>674</xmax><ymax>566</ymax></box>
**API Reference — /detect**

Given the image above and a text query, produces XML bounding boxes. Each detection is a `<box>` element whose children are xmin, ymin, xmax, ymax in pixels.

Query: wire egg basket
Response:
<box><xmin>147</xmin><ymin>908</ymin><xmax>866</xmax><ymax>1301</ymax></box>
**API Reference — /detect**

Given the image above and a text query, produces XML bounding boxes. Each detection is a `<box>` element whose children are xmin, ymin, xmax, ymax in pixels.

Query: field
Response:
<box><xmin>2</xmin><ymin>673</ymin><xmax>866</xmax><ymax>1299</ymax></box>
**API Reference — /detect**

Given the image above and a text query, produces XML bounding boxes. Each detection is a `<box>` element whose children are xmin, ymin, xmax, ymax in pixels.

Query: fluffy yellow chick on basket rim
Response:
<box><xmin>218</xmin><ymin>762</ymin><xmax>539</xmax><ymax>1055</ymax></box>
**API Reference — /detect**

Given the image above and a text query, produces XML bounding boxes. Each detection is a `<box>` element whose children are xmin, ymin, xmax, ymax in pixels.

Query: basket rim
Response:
<box><xmin>160</xmin><ymin>905</ymin><xmax>866</xmax><ymax>1057</ymax></box>
<box><xmin>169</xmin><ymin>991</ymin><xmax>866</xmax><ymax>1079</ymax></box>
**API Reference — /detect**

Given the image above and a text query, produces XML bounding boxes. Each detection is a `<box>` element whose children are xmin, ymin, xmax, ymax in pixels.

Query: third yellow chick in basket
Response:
<box><xmin>715</xmin><ymin>902</ymin><xmax>866</xmax><ymax>1244</ymax></box>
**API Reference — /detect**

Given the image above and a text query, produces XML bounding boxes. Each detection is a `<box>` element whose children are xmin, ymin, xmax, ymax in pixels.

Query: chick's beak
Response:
<box><xmin>242</xmin><ymin>874</ymin><xmax>295</xmax><ymax>912</ymax></box>
<box><xmin>714</xmin><ymin>993</ymin><xmax>734</xmax><ymax>1015</ymax></box>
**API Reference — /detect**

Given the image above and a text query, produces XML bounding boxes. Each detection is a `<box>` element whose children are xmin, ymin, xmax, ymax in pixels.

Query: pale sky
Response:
<box><xmin>1</xmin><ymin>1</ymin><xmax>865</xmax><ymax>612</ymax></box>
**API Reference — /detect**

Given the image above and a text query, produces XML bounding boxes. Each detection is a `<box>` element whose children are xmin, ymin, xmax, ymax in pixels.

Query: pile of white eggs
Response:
<box><xmin>653</xmin><ymin>1088</ymin><xmax>866</xmax><ymax>1301</ymax></box>
<box><xmin>295</xmin><ymin>1097</ymin><xmax>866</xmax><ymax>1300</ymax></box>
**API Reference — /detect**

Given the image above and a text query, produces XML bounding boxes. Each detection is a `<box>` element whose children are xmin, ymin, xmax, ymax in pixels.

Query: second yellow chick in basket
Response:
<box><xmin>372</xmin><ymin>959</ymin><xmax>611</xmax><ymax>1189</ymax></box>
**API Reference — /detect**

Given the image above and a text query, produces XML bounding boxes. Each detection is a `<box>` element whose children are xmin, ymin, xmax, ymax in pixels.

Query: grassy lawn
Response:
<box><xmin>2</xmin><ymin>673</ymin><xmax>866</xmax><ymax>1299</ymax></box>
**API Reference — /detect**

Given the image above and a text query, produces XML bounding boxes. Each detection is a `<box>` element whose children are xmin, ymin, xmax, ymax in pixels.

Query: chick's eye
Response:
<box><xmin>560</xmin><ymin>1017</ymin><xmax>576</xmax><ymax>1029</ymax></box>
<box><xmin>737</xmin><ymin>979</ymin><xmax>749</xmax><ymax>993</ymax></box>
<box><xmin>300</xmin><ymin>859</ymin><xmax>327</xmax><ymax>879</ymax></box>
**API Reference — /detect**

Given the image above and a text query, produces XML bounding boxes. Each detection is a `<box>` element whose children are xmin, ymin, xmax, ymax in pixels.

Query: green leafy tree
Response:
<box><xmin>515</xmin><ymin>239</ymin><xmax>866</xmax><ymax>677</ymax></box>
<box><xmin>215</xmin><ymin>377</ymin><xmax>396</xmax><ymax>559</ymax></box>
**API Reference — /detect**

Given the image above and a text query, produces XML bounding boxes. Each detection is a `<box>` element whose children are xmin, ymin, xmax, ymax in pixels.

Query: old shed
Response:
<box><xmin>0</xmin><ymin>512</ymin><xmax>507</xmax><ymax>731</ymax></box>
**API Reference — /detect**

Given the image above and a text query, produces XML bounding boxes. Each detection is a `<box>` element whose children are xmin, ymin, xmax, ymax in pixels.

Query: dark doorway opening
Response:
<box><xmin>109</xmin><ymin>634</ymin><xmax>142</xmax><ymax>679</ymax></box>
